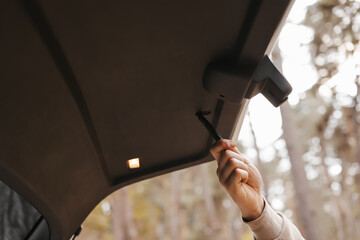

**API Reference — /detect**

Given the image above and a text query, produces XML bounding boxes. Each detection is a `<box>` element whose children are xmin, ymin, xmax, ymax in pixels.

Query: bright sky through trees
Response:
<box><xmin>238</xmin><ymin>0</ymin><xmax>354</xmax><ymax>149</ymax></box>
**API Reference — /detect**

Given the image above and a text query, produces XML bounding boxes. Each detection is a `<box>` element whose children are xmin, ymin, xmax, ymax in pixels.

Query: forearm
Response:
<box><xmin>210</xmin><ymin>140</ymin><xmax>304</xmax><ymax>239</ymax></box>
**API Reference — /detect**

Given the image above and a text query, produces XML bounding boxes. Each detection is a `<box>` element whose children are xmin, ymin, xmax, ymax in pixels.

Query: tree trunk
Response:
<box><xmin>226</xmin><ymin>203</ymin><xmax>241</xmax><ymax>240</ymax></box>
<box><xmin>110</xmin><ymin>187</ymin><xmax>137</xmax><ymax>240</ymax></box>
<box><xmin>319</xmin><ymin>138</ymin><xmax>346</xmax><ymax>240</ymax></box>
<box><xmin>248</xmin><ymin>111</ymin><xmax>269</xmax><ymax>199</ymax></box>
<box><xmin>200</xmin><ymin>164</ymin><xmax>219</xmax><ymax>240</ymax></box>
<box><xmin>279</xmin><ymin>101</ymin><xmax>323</xmax><ymax>240</ymax></box>
<box><xmin>283</xmin><ymin>180</ymin><xmax>299</xmax><ymax>226</ymax></box>
<box><xmin>169</xmin><ymin>171</ymin><xmax>181</xmax><ymax>240</ymax></box>
<box><xmin>272</xmin><ymin>44</ymin><xmax>324</xmax><ymax>240</ymax></box>
<box><xmin>353</xmin><ymin>79</ymin><xmax>360</xmax><ymax>165</ymax></box>
<box><xmin>340</xmin><ymin>97</ymin><xmax>360</xmax><ymax>239</ymax></box>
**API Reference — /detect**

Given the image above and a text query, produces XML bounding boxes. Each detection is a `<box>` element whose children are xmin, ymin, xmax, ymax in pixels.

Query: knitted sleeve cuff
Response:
<box><xmin>244</xmin><ymin>198</ymin><xmax>283</xmax><ymax>240</ymax></box>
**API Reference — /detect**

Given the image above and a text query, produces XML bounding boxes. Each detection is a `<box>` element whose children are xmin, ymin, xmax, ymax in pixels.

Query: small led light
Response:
<box><xmin>127</xmin><ymin>158</ymin><xmax>140</xmax><ymax>169</ymax></box>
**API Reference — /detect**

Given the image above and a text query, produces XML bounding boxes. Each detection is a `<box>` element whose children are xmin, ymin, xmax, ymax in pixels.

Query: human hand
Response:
<box><xmin>210</xmin><ymin>139</ymin><xmax>264</xmax><ymax>221</ymax></box>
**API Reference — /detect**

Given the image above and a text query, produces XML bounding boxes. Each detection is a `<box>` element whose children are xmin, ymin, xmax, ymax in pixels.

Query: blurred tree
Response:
<box><xmin>169</xmin><ymin>171</ymin><xmax>181</xmax><ymax>240</ymax></box>
<box><xmin>273</xmin><ymin>44</ymin><xmax>324</xmax><ymax>240</ymax></box>
<box><xmin>248</xmin><ymin>111</ymin><xmax>269</xmax><ymax>199</ymax></box>
<box><xmin>110</xmin><ymin>187</ymin><xmax>137</xmax><ymax>240</ymax></box>
<box><xmin>199</xmin><ymin>164</ymin><xmax>219</xmax><ymax>240</ymax></box>
<box><xmin>302</xmin><ymin>0</ymin><xmax>360</xmax><ymax>238</ymax></box>
<box><xmin>316</xmin><ymin>104</ymin><xmax>346</xmax><ymax>240</ymax></box>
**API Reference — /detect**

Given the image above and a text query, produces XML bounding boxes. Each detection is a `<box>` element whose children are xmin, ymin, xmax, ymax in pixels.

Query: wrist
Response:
<box><xmin>242</xmin><ymin>196</ymin><xmax>265</xmax><ymax>222</ymax></box>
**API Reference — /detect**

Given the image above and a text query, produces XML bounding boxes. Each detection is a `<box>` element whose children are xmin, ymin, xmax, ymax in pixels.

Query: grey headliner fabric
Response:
<box><xmin>0</xmin><ymin>180</ymin><xmax>41</xmax><ymax>240</ymax></box>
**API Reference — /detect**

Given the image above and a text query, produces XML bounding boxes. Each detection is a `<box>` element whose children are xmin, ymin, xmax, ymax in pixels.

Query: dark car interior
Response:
<box><xmin>0</xmin><ymin>0</ymin><xmax>293</xmax><ymax>239</ymax></box>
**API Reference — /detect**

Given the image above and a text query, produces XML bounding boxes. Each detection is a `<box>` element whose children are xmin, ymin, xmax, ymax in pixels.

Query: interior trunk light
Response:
<box><xmin>127</xmin><ymin>158</ymin><xmax>140</xmax><ymax>169</ymax></box>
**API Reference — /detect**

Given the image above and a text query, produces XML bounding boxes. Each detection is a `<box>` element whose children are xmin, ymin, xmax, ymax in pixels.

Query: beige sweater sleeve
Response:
<box><xmin>244</xmin><ymin>199</ymin><xmax>305</xmax><ymax>240</ymax></box>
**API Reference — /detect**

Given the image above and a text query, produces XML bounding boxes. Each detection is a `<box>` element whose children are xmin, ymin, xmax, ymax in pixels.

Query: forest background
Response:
<box><xmin>78</xmin><ymin>0</ymin><xmax>360</xmax><ymax>239</ymax></box>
